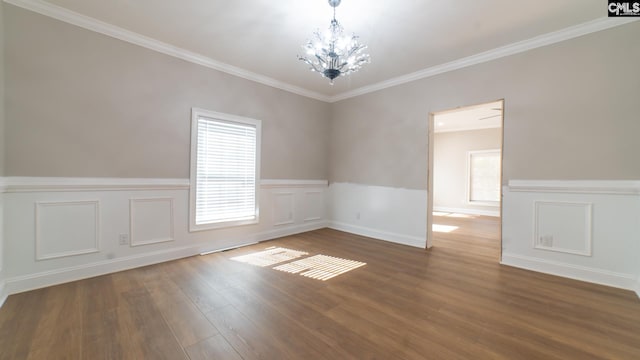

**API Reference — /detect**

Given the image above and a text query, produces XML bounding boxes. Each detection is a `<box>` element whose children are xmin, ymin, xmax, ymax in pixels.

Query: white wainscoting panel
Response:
<box><xmin>1</xmin><ymin>178</ymin><xmax>328</xmax><ymax>305</ymax></box>
<box><xmin>35</xmin><ymin>200</ymin><xmax>100</xmax><ymax>260</ymax></box>
<box><xmin>534</xmin><ymin>201</ymin><xmax>592</xmax><ymax>256</ymax></box>
<box><xmin>327</xmin><ymin>182</ymin><xmax>427</xmax><ymax>248</ymax></box>
<box><xmin>129</xmin><ymin>198</ymin><xmax>174</xmax><ymax>247</ymax></box>
<box><xmin>0</xmin><ymin>184</ymin><xmax>5</xmax><ymax>306</ymax></box>
<box><xmin>502</xmin><ymin>180</ymin><xmax>640</xmax><ymax>292</ymax></box>
<box><xmin>0</xmin><ymin>186</ymin><xmax>5</xmax><ymax>272</ymax></box>
<box><xmin>304</xmin><ymin>191</ymin><xmax>324</xmax><ymax>222</ymax></box>
<box><xmin>272</xmin><ymin>192</ymin><xmax>294</xmax><ymax>226</ymax></box>
<box><xmin>0</xmin><ymin>279</ymin><xmax>5</xmax><ymax>308</ymax></box>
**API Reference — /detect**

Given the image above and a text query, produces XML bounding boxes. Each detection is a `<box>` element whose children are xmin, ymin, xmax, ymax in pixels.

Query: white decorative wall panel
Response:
<box><xmin>327</xmin><ymin>182</ymin><xmax>427</xmax><ymax>248</ymax></box>
<box><xmin>534</xmin><ymin>201</ymin><xmax>592</xmax><ymax>256</ymax></box>
<box><xmin>35</xmin><ymin>200</ymin><xmax>100</xmax><ymax>260</ymax></box>
<box><xmin>2</xmin><ymin>178</ymin><xmax>328</xmax><ymax>302</ymax></box>
<box><xmin>502</xmin><ymin>180</ymin><xmax>640</xmax><ymax>292</ymax></box>
<box><xmin>273</xmin><ymin>192</ymin><xmax>294</xmax><ymax>226</ymax></box>
<box><xmin>0</xmin><ymin>189</ymin><xmax>5</xmax><ymax>306</ymax></box>
<box><xmin>0</xmin><ymin>191</ymin><xmax>4</xmax><ymax>273</ymax></box>
<box><xmin>129</xmin><ymin>198</ymin><xmax>174</xmax><ymax>247</ymax></box>
<box><xmin>304</xmin><ymin>190</ymin><xmax>324</xmax><ymax>222</ymax></box>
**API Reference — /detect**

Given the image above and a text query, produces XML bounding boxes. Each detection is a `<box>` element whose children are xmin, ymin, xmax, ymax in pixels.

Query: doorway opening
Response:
<box><xmin>426</xmin><ymin>100</ymin><xmax>504</xmax><ymax>261</ymax></box>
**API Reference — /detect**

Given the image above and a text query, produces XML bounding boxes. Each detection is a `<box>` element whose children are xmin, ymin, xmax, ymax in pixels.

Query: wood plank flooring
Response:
<box><xmin>1</xmin><ymin>215</ymin><xmax>639</xmax><ymax>359</ymax></box>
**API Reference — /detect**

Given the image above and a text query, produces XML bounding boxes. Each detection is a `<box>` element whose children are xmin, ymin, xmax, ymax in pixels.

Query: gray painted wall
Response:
<box><xmin>434</xmin><ymin>128</ymin><xmax>502</xmax><ymax>212</ymax></box>
<box><xmin>330</xmin><ymin>21</ymin><xmax>640</xmax><ymax>189</ymax></box>
<box><xmin>4</xmin><ymin>6</ymin><xmax>640</xmax><ymax>188</ymax></box>
<box><xmin>4</xmin><ymin>5</ymin><xmax>330</xmax><ymax>179</ymax></box>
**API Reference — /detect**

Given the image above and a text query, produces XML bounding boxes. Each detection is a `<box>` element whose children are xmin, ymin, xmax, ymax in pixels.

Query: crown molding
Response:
<box><xmin>327</xmin><ymin>17</ymin><xmax>640</xmax><ymax>102</ymax></box>
<box><xmin>5</xmin><ymin>0</ymin><xmax>638</xmax><ymax>104</ymax></box>
<box><xmin>3</xmin><ymin>0</ymin><xmax>332</xmax><ymax>102</ymax></box>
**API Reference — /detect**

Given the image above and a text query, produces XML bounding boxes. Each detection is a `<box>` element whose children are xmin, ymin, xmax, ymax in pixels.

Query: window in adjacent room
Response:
<box><xmin>467</xmin><ymin>149</ymin><xmax>501</xmax><ymax>206</ymax></box>
<box><xmin>189</xmin><ymin>108</ymin><xmax>261</xmax><ymax>231</ymax></box>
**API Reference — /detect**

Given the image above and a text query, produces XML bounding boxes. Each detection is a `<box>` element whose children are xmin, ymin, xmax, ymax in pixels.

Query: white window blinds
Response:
<box><xmin>190</xmin><ymin>109</ymin><xmax>261</xmax><ymax>230</ymax></box>
<box><xmin>469</xmin><ymin>150</ymin><xmax>501</xmax><ymax>203</ymax></box>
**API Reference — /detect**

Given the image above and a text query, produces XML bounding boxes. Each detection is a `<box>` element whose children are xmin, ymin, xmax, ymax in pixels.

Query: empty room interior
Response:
<box><xmin>0</xmin><ymin>1</ymin><xmax>639</xmax><ymax>359</ymax></box>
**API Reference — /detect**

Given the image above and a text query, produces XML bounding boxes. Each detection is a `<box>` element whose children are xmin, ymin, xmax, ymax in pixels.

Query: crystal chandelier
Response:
<box><xmin>298</xmin><ymin>0</ymin><xmax>370</xmax><ymax>84</ymax></box>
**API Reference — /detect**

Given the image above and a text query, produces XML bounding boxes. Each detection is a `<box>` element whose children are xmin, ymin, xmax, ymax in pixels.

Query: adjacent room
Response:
<box><xmin>0</xmin><ymin>0</ymin><xmax>639</xmax><ymax>358</ymax></box>
<box><xmin>430</xmin><ymin>100</ymin><xmax>503</xmax><ymax>259</ymax></box>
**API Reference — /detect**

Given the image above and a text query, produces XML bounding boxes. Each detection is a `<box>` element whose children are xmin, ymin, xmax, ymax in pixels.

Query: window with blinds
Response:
<box><xmin>189</xmin><ymin>109</ymin><xmax>261</xmax><ymax>231</ymax></box>
<box><xmin>468</xmin><ymin>150</ymin><xmax>501</xmax><ymax>205</ymax></box>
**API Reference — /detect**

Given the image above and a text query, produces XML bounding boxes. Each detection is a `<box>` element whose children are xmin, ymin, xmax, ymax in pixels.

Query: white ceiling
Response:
<box><xmin>27</xmin><ymin>0</ymin><xmax>612</xmax><ymax>99</ymax></box>
<box><xmin>434</xmin><ymin>100</ymin><xmax>502</xmax><ymax>133</ymax></box>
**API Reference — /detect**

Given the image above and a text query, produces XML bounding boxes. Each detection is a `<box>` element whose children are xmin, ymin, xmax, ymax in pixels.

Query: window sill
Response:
<box><xmin>189</xmin><ymin>217</ymin><xmax>259</xmax><ymax>232</ymax></box>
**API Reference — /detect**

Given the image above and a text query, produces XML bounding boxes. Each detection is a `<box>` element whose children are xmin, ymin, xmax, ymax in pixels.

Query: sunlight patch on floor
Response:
<box><xmin>230</xmin><ymin>247</ymin><xmax>308</xmax><ymax>267</ymax></box>
<box><xmin>230</xmin><ymin>247</ymin><xmax>366</xmax><ymax>280</ymax></box>
<box><xmin>433</xmin><ymin>224</ymin><xmax>459</xmax><ymax>233</ymax></box>
<box><xmin>274</xmin><ymin>255</ymin><xmax>367</xmax><ymax>281</ymax></box>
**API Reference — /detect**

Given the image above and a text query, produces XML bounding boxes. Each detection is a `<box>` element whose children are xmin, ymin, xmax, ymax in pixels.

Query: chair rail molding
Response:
<box><xmin>3</xmin><ymin>177</ymin><xmax>190</xmax><ymax>192</ymax></box>
<box><xmin>508</xmin><ymin>180</ymin><xmax>640</xmax><ymax>195</ymax></box>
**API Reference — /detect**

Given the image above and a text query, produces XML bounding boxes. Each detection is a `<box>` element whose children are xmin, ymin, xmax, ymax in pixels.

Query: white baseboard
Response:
<box><xmin>2</xmin><ymin>221</ymin><xmax>328</xmax><ymax>300</ymax></box>
<box><xmin>4</xmin><ymin>244</ymin><xmax>204</xmax><ymax>296</ymax></box>
<box><xmin>255</xmin><ymin>221</ymin><xmax>328</xmax><ymax>242</ymax></box>
<box><xmin>0</xmin><ymin>279</ymin><xmax>7</xmax><ymax>308</ymax></box>
<box><xmin>196</xmin><ymin>221</ymin><xmax>328</xmax><ymax>255</ymax></box>
<box><xmin>433</xmin><ymin>206</ymin><xmax>500</xmax><ymax>217</ymax></box>
<box><xmin>501</xmin><ymin>253</ymin><xmax>637</xmax><ymax>292</ymax></box>
<box><xmin>328</xmin><ymin>221</ymin><xmax>426</xmax><ymax>248</ymax></box>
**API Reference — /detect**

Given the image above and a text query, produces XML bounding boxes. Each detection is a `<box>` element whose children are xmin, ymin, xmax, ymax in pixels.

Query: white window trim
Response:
<box><xmin>466</xmin><ymin>149</ymin><xmax>501</xmax><ymax>207</ymax></box>
<box><xmin>189</xmin><ymin>108</ymin><xmax>262</xmax><ymax>232</ymax></box>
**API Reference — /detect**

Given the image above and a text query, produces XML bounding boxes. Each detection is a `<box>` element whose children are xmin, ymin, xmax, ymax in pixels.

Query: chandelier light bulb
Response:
<box><xmin>298</xmin><ymin>0</ymin><xmax>370</xmax><ymax>84</ymax></box>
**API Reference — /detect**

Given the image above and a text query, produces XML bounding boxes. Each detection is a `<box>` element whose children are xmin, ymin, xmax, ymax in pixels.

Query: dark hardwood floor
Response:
<box><xmin>1</xmin><ymin>215</ymin><xmax>639</xmax><ymax>359</ymax></box>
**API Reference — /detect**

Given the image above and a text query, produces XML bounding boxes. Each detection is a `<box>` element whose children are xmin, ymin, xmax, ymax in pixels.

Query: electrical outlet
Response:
<box><xmin>119</xmin><ymin>234</ymin><xmax>129</xmax><ymax>246</ymax></box>
<box><xmin>540</xmin><ymin>235</ymin><xmax>553</xmax><ymax>247</ymax></box>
